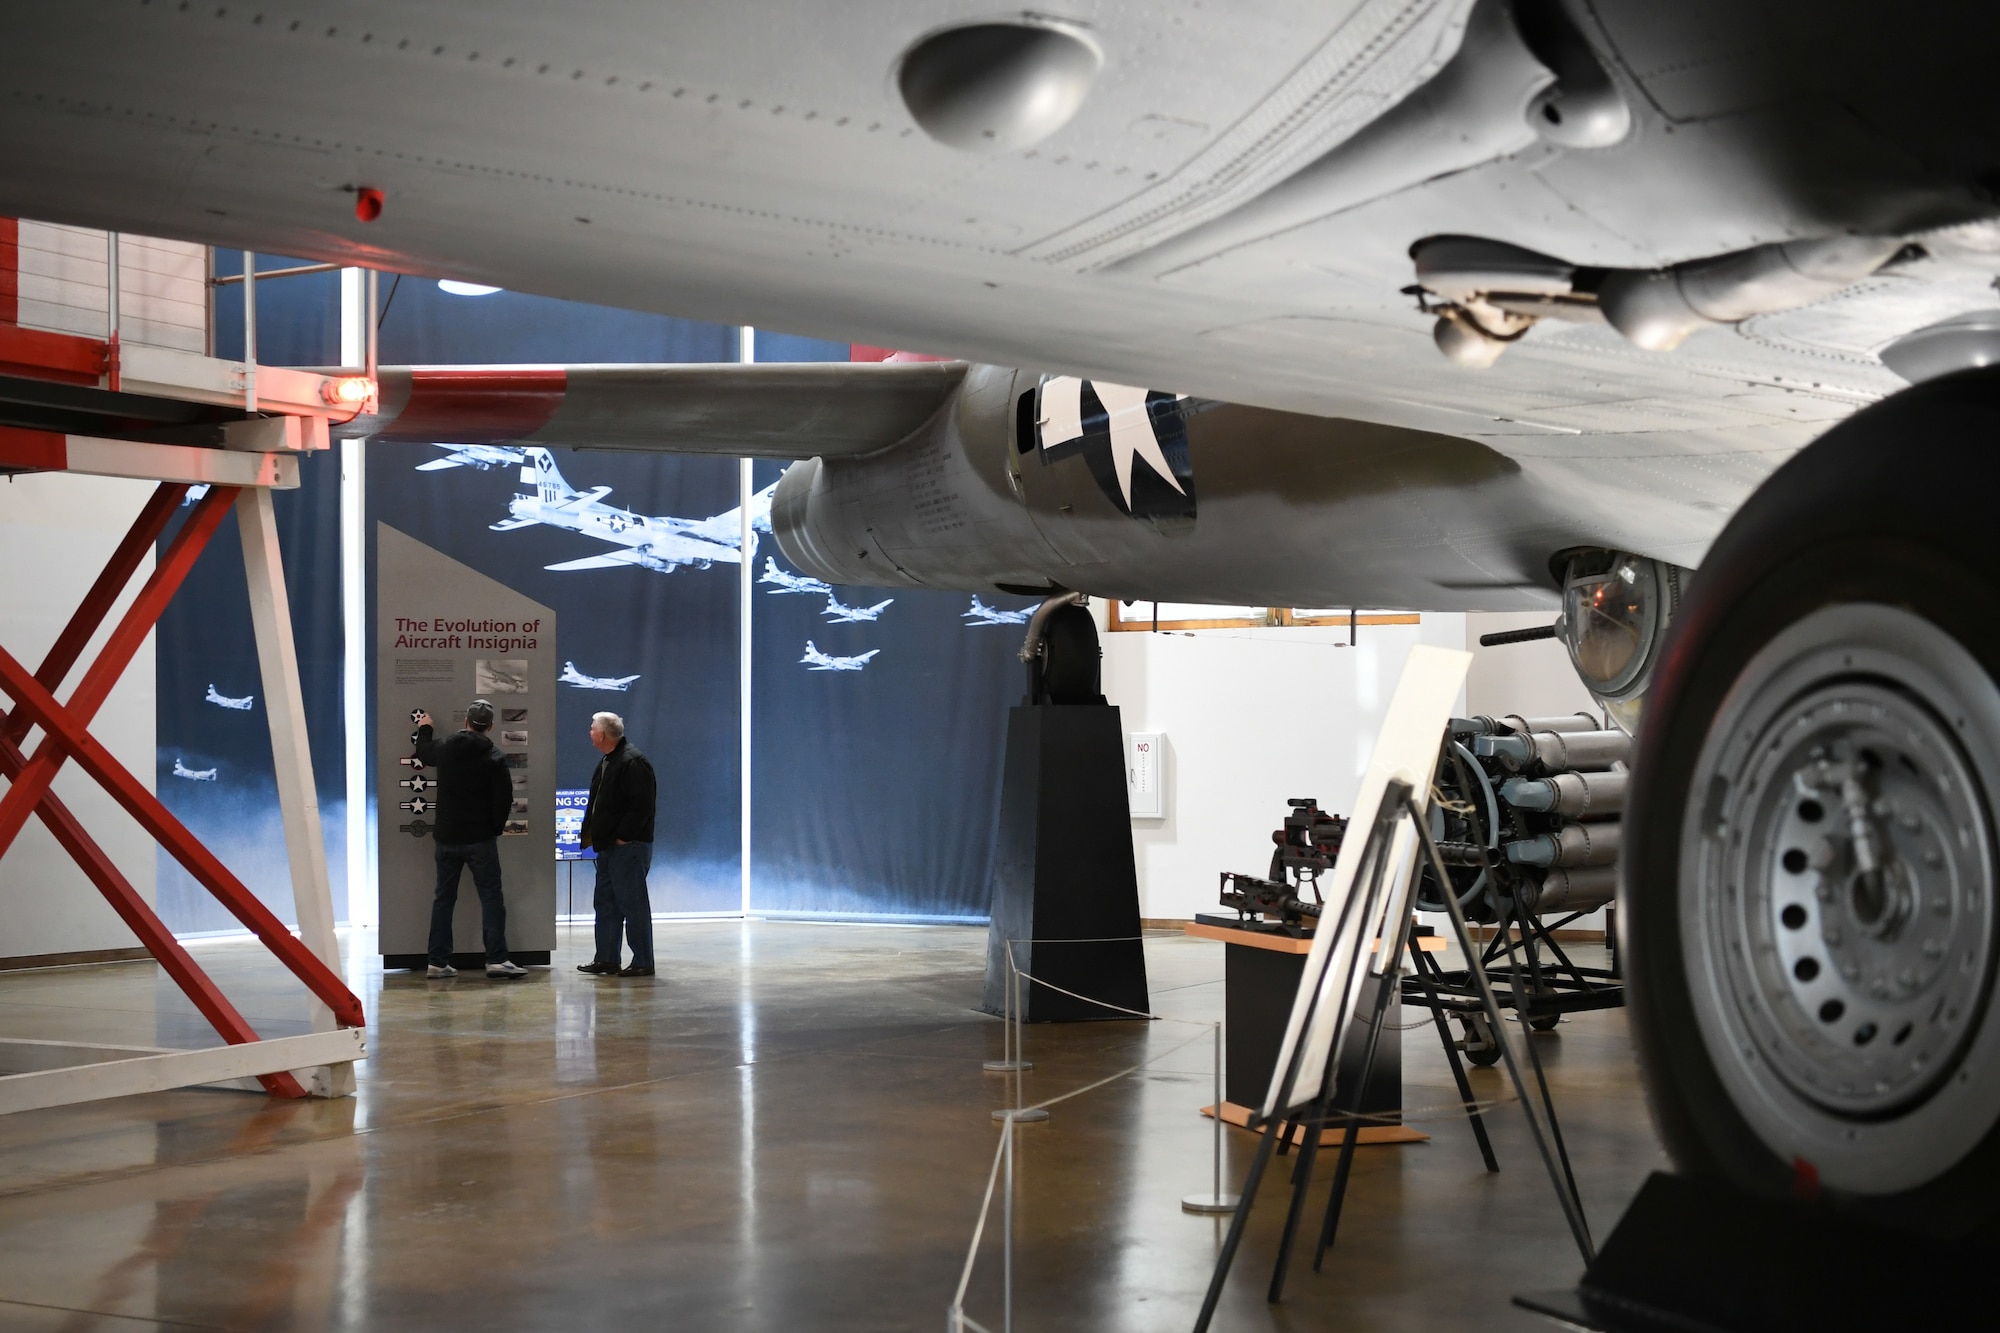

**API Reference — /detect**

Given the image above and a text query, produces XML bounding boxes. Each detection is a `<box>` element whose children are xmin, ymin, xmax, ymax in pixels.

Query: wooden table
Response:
<box><xmin>1186</xmin><ymin>920</ymin><xmax>1445</xmax><ymax>1146</ymax></box>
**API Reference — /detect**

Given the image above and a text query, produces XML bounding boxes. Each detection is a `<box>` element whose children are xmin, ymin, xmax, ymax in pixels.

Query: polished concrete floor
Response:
<box><xmin>0</xmin><ymin>923</ymin><xmax>1668</xmax><ymax>1331</ymax></box>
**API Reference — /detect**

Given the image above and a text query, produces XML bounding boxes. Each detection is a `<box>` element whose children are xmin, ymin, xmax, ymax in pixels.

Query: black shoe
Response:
<box><xmin>577</xmin><ymin>960</ymin><xmax>619</xmax><ymax>975</ymax></box>
<box><xmin>617</xmin><ymin>965</ymin><xmax>656</xmax><ymax>977</ymax></box>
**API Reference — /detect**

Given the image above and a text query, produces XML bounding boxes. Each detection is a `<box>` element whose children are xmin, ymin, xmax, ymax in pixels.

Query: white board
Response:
<box><xmin>1259</xmin><ymin>644</ymin><xmax>1471</xmax><ymax>1118</ymax></box>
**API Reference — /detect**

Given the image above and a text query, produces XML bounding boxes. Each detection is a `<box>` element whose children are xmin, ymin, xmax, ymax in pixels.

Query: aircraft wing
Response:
<box><xmin>554</xmin><ymin>486</ymin><xmax>615</xmax><ymax>510</ymax></box>
<box><xmin>544</xmin><ymin>550</ymin><xmax>655</xmax><ymax>572</ymax></box>
<box><xmin>488</xmin><ymin>518</ymin><xmax>540</xmax><ymax>532</ymax></box>
<box><xmin>415</xmin><ymin>458</ymin><xmax>466</xmax><ymax>471</ymax></box>
<box><xmin>341</xmin><ymin>362</ymin><xmax>967</xmax><ymax>460</ymax></box>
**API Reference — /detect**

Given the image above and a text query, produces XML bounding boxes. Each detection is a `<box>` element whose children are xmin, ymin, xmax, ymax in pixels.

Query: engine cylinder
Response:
<box><xmin>1527</xmin><ymin>864</ymin><xmax>1619</xmax><ymax>913</ymax></box>
<box><xmin>1505</xmin><ymin>821</ymin><xmax>1622</xmax><ymax>868</ymax></box>
<box><xmin>1500</xmin><ymin>769</ymin><xmax>1627</xmax><ymax>817</ymax></box>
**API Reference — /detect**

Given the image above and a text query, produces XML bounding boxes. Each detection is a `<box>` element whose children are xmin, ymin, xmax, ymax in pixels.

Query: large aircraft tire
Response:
<box><xmin>1625</xmin><ymin>367</ymin><xmax>2000</xmax><ymax>1233</ymax></box>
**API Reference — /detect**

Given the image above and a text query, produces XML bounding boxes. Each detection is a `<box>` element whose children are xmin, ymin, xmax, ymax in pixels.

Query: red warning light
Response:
<box><xmin>323</xmin><ymin>375</ymin><xmax>376</xmax><ymax>408</ymax></box>
<box><xmin>355</xmin><ymin>187</ymin><xmax>385</xmax><ymax>223</ymax></box>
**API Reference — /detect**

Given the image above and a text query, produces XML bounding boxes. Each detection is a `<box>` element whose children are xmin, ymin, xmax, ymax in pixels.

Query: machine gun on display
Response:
<box><xmin>1211</xmin><ymin>798</ymin><xmax>1348</xmax><ymax>936</ymax></box>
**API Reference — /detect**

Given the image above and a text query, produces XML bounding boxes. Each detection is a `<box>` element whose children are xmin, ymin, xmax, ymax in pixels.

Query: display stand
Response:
<box><xmin>981</xmin><ymin>703</ymin><xmax>1149</xmax><ymax>1022</ymax></box>
<box><xmin>1184</xmin><ymin>920</ymin><xmax>1443</xmax><ymax>1145</ymax></box>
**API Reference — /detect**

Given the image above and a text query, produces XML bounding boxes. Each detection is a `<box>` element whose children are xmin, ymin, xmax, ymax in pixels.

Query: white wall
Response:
<box><xmin>0</xmin><ymin>473</ymin><xmax>159</xmax><ymax>959</ymax></box>
<box><xmin>1464</xmin><ymin>610</ymin><xmax>1600</xmax><ymax>723</ymax></box>
<box><xmin>1105</xmin><ymin>607</ymin><xmax>1611</xmax><ymax>932</ymax></box>
<box><xmin>1099</xmin><ymin>608</ymin><xmax>1465</xmax><ymax>921</ymax></box>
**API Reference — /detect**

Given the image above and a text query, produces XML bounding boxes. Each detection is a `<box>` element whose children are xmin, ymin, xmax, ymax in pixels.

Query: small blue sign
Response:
<box><xmin>555</xmin><ymin>789</ymin><xmax>594</xmax><ymax>860</ymax></box>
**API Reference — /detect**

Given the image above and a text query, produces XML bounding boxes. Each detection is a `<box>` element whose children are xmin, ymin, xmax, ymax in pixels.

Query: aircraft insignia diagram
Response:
<box><xmin>1036</xmin><ymin>377</ymin><xmax>1196</xmax><ymax>522</ymax></box>
<box><xmin>487</xmin><ymin>447</ymin><xmax>778</xmax><ymax>575</ymax></box>
<box><xmin>204</xmin><ymin>684</ymin><xmax>253</xmax><ymax>710</ymax></box>
<box><xmin>962</xmin><ymin>596</ymin><xmax>1033</xmax><ymax>626</ymax></box>
<box><xmin>800</xmin><ymin>641</ymin><xmax>880</xmax><ymax>672</ymax></box>
<box><xmin>171</xmin><ymin>758</ymin><xmax>217</xmax><ymax>781</ymax></box>
<box><xmin>820</xmin><ymin>595</ymin><xmax>893</xmax><ymax>623</ymax></box>
<box><xmin>560</xmin><ymin>661</ymin><xmax>640</xmax><ymax>691</ymax></box>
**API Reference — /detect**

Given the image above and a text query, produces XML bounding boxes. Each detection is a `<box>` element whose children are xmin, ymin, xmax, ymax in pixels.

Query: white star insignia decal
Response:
<box><xmin>1093</xmin><ymin>382</ymin><xmax>1188</xmax><ymax>510</ymax></box>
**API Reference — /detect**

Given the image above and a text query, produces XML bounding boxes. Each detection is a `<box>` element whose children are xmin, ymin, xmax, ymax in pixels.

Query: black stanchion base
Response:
<box><xmin>1514</xmin><ymin>1171</ymin><xmax>1997</xmax><ymax>1332</ymax></box>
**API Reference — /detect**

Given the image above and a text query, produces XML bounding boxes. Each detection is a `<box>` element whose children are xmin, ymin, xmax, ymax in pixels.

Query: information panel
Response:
<box><xmin>375</xmin><ymin>523</ymin><xmax>557</xmax><ymax>966</ymax></box>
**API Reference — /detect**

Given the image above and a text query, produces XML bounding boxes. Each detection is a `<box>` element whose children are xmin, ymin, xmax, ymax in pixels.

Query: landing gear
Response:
<box><xmin>1626</xmin><ymin>368</ymin><xmax>2000</xmax><ymax>1229</ymax></box>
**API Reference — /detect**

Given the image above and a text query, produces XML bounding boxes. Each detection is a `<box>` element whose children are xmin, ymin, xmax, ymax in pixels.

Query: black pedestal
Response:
<box><xmin>982</xmin><ymin>704</ymin><xmax>1150</xmax><ymax>1021</ymax></box>
<box><xmin>1517</xmin><ymin>1171</ymin><xmax>1999</xmax><ymax>1331</ymax></box>
<box><xmin>1220</xmin><ymin>937</ymin><xmax>1401</xmax><ymax>1121</ymax></box>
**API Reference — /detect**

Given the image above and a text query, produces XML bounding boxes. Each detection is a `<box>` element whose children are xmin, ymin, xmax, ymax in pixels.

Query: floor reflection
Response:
<box><xmin>0</xmin><ymin>924</ymin><xmax>1665</xmax><ymax>1331</ymax></box>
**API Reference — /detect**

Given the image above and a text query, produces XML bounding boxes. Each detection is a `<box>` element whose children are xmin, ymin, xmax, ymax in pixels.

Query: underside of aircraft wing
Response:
<box><xmin>414</xmin><ymin>458</ymin><xmax>465</xmax><ymax>471</ymax></box>
<box><xmin>488</xmin><ymin>517</ymin><xmax>540</xmax><ymax>531</ymax></box>
<box><xmin>341</xmin><ymin>362</ymin><xmax>968</xmax><ymax>460</ymax></box>
<box><xmin>544</xmin><ymin>550</ymin><xmax>655</xmax><ymax>572</ymax></box>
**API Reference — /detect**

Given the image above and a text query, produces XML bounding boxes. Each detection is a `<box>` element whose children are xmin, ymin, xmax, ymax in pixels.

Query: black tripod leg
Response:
<box><xmin>1311</xmin><ymin>1117</ymin><xmax>1362</xmax><ymax>1271</ymax></box>
<box><xmin>1503</xmin><ymin>902</ymin><xmax>1588</xmax><ymax>1229</ymax></box>
<box><xmin>1308</xmin><ymin>952</ymin><xmax>1407</xmax><ymax>1270</ymax></box>
<box><xmin>1413</xmin><ymin>946</ymin><xmax>1498</xmax><ymax>1172</ymax></box>
<box><xmin>1192</xmin><ymin>1114</ymin><xmax>1282</xmax><ymax>1333</ymax></box>
<box><xmin>1267</xmin><ymin>1087</ymin><xmax>1332</xmax><ymax>1302</ymax></box>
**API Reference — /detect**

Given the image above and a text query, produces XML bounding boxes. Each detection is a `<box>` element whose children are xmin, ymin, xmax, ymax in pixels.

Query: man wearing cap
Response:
<box><xmin>413</xmin><ymin>699</ymin><xmax>528</xmax><ymax>979</ymax></box>
<box><xmin>576</xmin><ymin>711</ymin><xmax>659</xmax><ymax>978</ymax></box>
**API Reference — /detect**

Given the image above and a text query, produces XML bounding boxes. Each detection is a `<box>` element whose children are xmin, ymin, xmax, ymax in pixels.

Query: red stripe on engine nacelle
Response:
<box><xmin>376</xmin><ymin>368</ymin><xmax>568</xmax><ymax>443</ymax></box>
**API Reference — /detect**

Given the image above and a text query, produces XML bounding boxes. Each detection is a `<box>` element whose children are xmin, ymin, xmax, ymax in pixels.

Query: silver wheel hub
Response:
<box><xmin>1682</xmin><ymin>604</ymin><xmax>2000</xmax><ymax>1193</ymax></box>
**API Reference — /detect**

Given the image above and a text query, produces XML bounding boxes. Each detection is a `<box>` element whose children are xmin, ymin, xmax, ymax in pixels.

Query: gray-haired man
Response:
<box><xmin>576</xmin><ymin>712</ymin><xmax>659</xmax><ymax>977</ymax></box>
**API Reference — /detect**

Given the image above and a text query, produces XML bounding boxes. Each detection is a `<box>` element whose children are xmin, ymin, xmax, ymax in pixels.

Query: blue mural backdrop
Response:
<box><xmin>748</xmin><ymin>505</ymin><xmax>1038</xmax><ymax>919</ymax></box>
<box><xmin>369</xmin><ymin>285</ymin><xmax>744</xmax><ymax>912</ymax></box>
<box><xmin>155</xmin><ymin>262</ymin><xmax>1039</xmax><ymax>929</ymax></box>
<box><xmin>153</xmin><ymin>251</ymin><xmax>346</xmax><ymax>932</ymax></box>
<box><xmin>746</xmin><ymin>341</ymin><xmax>1040</xmax><ymax>921</ymax></box>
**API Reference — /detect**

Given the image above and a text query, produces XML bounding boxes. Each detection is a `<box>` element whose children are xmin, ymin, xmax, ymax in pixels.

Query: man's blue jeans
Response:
<box><xmin>429</xmin><ymin>838</ymin><xmax>510</xmax><ymax>966</ymax></box>
<box><xmin>593</xmin><ymin>841</ymin><xmax>654</xmax><ymax>969</ymax></box>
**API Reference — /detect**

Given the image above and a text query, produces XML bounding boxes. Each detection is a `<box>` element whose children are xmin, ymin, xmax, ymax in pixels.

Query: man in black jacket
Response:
<box><xmin>576</xmin><ymin>711</ymin><xmax>659</xmax><ymax>978</ymax></box>
<box><xmin>412</xmin><ymin>698</ymin><xmax>527</xmax><ymax>979</ymax></box>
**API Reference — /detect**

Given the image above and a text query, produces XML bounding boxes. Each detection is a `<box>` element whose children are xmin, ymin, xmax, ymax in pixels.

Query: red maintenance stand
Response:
<box><xmin>0</xmin><ymin>229</ymin><xmax>373</xmax><ymax>1111</ymax></box>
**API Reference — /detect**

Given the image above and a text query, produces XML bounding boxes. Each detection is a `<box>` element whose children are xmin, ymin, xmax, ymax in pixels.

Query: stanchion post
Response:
<box><xmin>996</xmin><ymin>952</ymin><xmax>1050</xmax><ymax>1123</ymax></box>
<box><xmin>983</xmin><ymin>940</ymin><xmax>1033</xmax><ymax>1074</ymax></box>
<box><xmin>1183</xmin><ymin>1020</ymin><xmax>1239</xmax><ymax>1214</ymax></box>
<box><xmin>1003</xmin><ymin>1109</ymin><xmax>1015</xmax><ymax>1333</ymax></box>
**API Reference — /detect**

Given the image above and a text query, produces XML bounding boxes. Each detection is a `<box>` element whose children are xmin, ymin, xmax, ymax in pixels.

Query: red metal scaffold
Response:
<box><xmin>0</xmin><ymin>229</ymin><xmax>372</xmax><ymax>1112</ymax></box>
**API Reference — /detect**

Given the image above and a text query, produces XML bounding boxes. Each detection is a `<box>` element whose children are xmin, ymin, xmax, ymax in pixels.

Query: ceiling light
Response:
<box><xmin>438</xmin><ymin>280</ymin><xmax>503</xmax><ymax>297</ymax></box>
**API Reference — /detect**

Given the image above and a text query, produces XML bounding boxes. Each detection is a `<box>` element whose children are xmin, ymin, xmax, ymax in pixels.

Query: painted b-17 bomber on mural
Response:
<box><xmin>488</xmin><ymin>448</ymin><xmax>777</xmax><ymax>575</ymax></box>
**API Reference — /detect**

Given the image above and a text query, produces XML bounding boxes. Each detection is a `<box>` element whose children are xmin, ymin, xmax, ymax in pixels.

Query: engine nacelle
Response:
<box><xmin>772</xmin><ymin>363</ymin><xmax>1610</xmax><ymax>614</ymax></box>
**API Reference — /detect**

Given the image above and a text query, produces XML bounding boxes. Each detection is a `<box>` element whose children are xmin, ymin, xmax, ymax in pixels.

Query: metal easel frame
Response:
<box><xmin>1192</xmin><ymin>781</ymin><xmax>1594</xmax><ymax>1331</ymax></box>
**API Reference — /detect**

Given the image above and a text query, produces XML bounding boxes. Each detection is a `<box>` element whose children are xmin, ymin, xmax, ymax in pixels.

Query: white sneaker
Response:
<box><xmin>486</xmin><ymin>961</ymin><xmax>529</xmax><ymax>978</ymax></box>
<box><xmin>427</xmin><ymin>963</ymin><xmax>458</xmax><ymax>978</ymax></box>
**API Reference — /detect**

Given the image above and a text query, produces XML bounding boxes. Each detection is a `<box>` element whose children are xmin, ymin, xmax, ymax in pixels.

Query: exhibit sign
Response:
<box><xmin>375</xmin><ymin>523</ymin><xmax>557</xmax><ymax>966</ymax></box>
<box><xmin>555</xmin><ymin>789</ymin><xmax>592</xmax><ymax>861</ymax></box>
<box><xmin>1126</xmin><ymin>731</ymin><xmax>1164</xmax><ymax>819</ymax></box>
